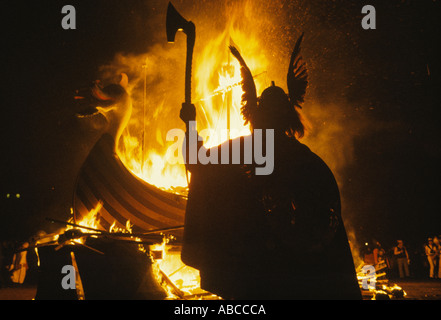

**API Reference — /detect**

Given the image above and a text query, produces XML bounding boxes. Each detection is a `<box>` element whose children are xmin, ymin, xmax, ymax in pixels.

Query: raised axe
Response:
<box><xmin>166</xmin><ymin>2</ymin><xmax>196</xmax><ymax>129</ymax></box>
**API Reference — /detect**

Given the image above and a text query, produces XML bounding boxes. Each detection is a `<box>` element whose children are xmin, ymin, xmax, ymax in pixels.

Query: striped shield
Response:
<box><xmin>73</xmin><ymin>133</ymin><xmax>186</xmax><ymax>234</ymax></box>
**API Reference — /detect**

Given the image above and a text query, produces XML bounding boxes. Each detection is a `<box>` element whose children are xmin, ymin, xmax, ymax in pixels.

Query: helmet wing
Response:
<box><xmin>287</xmin><ymin>33</ymin><xmax>308</xmax><ymax>108</ymax></box>
<box><xmin>229</xmin><ymin>45</ymin><xmax>258</xmax><ymax>125</ymax></box>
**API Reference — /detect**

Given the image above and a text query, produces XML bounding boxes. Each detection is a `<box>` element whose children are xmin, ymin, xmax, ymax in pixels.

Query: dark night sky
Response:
<box><xmin>1</xmin><ymin>0</ymin><xmax>440</xmax><ymax>252</ymax></box>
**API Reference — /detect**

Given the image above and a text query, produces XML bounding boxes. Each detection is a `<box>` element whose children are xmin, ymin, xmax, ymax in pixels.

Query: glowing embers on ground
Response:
<box><xmin>150</xmin><ymin>241</ymin><xmax>219</xmax><ymax>299</ymax></box>
<box><xmin>356</xmin><ymin>261</ymin><xmax>407</xmax><ymax>300</ymax></box>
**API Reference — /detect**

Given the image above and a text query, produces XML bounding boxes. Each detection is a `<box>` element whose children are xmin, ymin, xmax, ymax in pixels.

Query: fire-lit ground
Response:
<box><xmin>1</xmin><ymin>280</ymin><xmax>440</xmax><ymax>300</ymax></box>
<box><xmin>359</xmin><ymin>280</ymin><xmax>441</xmax><ymax>300</ymax></box>
<box><xmin>391</xmin><ymin>280</ymin><xmax>441</xmax><ymax>300</ymax></box>
<box><xmin>4</xmin><ymin>216</ymin><xmax>437</xmax><ymax>301</ymax></box>
<box><xmin>0</xmin><ymin>285</ymin><xmax>37</xmax><ymax>300</ymax></box>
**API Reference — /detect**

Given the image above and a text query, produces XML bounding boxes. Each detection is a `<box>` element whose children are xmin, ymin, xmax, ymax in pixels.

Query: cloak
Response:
<box><xmin>181</xmin><ymin>135</ymin><xmax>361</xmax><ymax>299</ymax></box>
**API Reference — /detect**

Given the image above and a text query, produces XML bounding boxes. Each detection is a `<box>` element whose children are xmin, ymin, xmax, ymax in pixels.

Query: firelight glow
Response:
<box><xmin>116</xmin><ymin>25</ymin><xmax>269</xmax><ymax>193</ymax></box>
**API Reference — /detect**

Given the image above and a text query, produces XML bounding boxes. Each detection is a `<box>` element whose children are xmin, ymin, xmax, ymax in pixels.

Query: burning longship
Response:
<box><xmin>35</xmin><ymin>1</ymin><xmax>375</xmax><ymax>300</ymax></box>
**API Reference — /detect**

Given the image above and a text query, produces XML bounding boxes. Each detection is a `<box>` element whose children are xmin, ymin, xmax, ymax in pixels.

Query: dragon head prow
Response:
<box><xmin>75</xmin><ymin>73</ymin><xmax>132</xmax><ymax>149</ymax></box>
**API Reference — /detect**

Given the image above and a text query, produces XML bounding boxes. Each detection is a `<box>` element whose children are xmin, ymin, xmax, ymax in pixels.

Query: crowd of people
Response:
<box><xmin>361</xmin><ymin>236</ymin><xmax>441</xmax><ymax>280</ymax></box>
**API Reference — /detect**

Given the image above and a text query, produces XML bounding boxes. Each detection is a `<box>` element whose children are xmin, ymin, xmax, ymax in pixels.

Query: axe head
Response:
<box><xmin>166</xmin><ymin>2</ymin><xmax>192</xmax><ymax>43</ymax></box>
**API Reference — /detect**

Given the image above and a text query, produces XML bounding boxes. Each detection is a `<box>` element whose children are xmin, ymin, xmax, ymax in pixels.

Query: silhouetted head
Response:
<box><xmin>251</xmin><ymin>82</ymin><xmax>305</xmax><ymax>139</ymax></box>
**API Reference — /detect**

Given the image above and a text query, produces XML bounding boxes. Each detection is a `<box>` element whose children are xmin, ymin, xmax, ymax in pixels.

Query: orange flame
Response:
<box><xmin>115</xmin><ymin>25</ymin><xmax>269</xmax><ymax>193</ymax></box>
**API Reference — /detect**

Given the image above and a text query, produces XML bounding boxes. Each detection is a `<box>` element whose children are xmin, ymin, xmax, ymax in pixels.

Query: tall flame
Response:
<box><xmin>115</xmin><ymin>25</ymin><xmax>269</xmax><ymax>192</ymax></box>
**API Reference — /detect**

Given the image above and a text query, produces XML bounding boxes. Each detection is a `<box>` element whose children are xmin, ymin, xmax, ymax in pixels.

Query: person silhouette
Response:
<box><xmin>394</xmin><ymin>240</ymin><xmax>410</xmax><ymax>278</ymax></box>
<box><xmin>180</xmin><ymin>34</ymin><xmax>361</xmax><ymax>299</ymax></box>
<box><xmin>425</xmin><ymin>238</ymin><xmax>438</xmax><ymax>279</ymax></box>
<box><xmin>9</xmin><ymin>242</ymin><xmax>29</xmax><ymax>285</ymax></box>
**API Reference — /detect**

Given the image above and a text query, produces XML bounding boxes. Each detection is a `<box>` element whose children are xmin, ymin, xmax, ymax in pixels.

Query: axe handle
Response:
<box><xmin>185</xmin><ymin>22</ymin><xmax>195</xmax><ymax>105</ymax></box>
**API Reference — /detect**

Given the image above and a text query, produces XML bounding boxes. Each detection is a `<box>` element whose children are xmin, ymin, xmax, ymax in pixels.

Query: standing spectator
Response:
<box><xmin>373</xmin><ymin>240</ymin><xmax>387</xmax><ymax>268</ymax></box>
<box><xmin>362</xmin><ymin>242</ymin><xmax>375</xmax><ymax>266</ymax></box>
<box><xmin>437</xmin><ymin>235</ymin><xmax>441</xmax><ymax>279</ymax></box>
<box><xmin>425</xmin><ymin>237</ymin><xmax>438</xmax><ymax>279</ymax></box>
<box><xmin>394</xmin><ymin>240</ymin><xmax>410</xmax><ymax>278</ymax></box>
<box><xmin>8</xmin><ymin>242</ymin><xmax>29</xmax><ymax>285</ymax></box>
